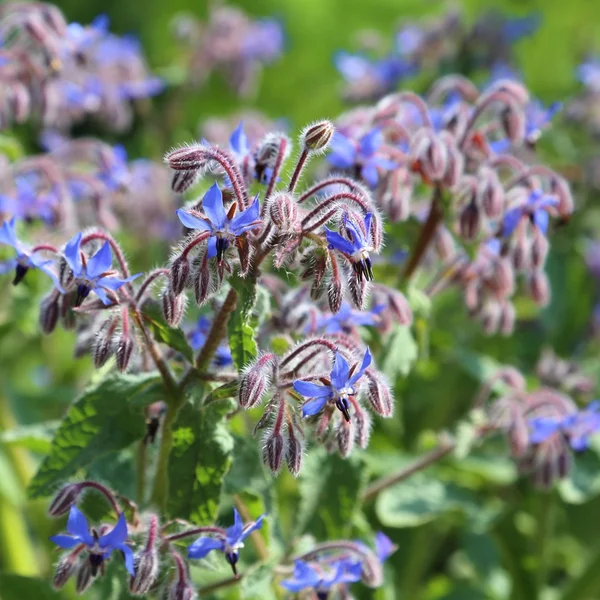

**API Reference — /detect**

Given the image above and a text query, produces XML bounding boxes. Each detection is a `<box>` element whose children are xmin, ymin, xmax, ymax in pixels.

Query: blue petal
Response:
<box><xmin>50</xmin><ymin>534</ymin><xmax>82</xmax><ymax>549</ymax></box>
<box><xmin>176</xmin><ymin>208</ymin><xmax>212</xmax><ymax>232</ymax></box>
<box><xmin>293</xmin><ymin>381</ymin><xmax>331</xmax><ymax>398</ymax></box>
<box><xmin>100</xmin><ymin>512</ymin><xmax>128</xmax><ymax>549</ymax></box>
<box><xmin>117</xmin><ymin>543</ymin><xmax>135</xmax><ymax>576</ymax></box>
<box><xmin>529</xmin><ymin>417</ymin><xmax>561</xmax><ymax>444</ymax></box>
<box><xmin>330</xmin><ymin>352</ymin><xmax>351</xmax><ymax>390</ymax></box>
<box><xmin>502</xmin><ymin>208</ymin><xmax>523</xmax><ymax>237</ymax></box>
<box><xmin>97</xmin><ymin>273</ymin><xmax>141</xmax><ymax>291</ymax></box>
<box><xmin>86</xmin><ymin>241</ymin><xmax>112</xmax><ymax>280</ymax></box>
<box><xmin>326</xmin><ymin>228</ymin><xmax>357</xmax><ymax>255</ymax></box>
<box><xmin>533</xmin><ymin>209</ymin><xmax>549</xmax><ymax>234</ymax></box>
<box><xmin>348</xmin><ymin>348</ymin><xmax>372</xmax><ymax>385</ymax></box>
<box><xmin>280</xmin><ymin>560</ymin><xmax>321</xmax><ymax>592</ymax></box>
<box><xmin>375</xmin><ymin>531</ymin><xmax>397</xmax><ymax>562</ymax></box>
<box><xmin>64</xmin><ymin>232</ymin><xmax>83</xmax><ymax>276</ymax></box>
<box><xmin>364</xmin><ymin>213</ymin><xmax>373</xmax><ymax>239</ymax></box>
<box><xmin>226</xmin><ymin>508</ymin><xmax>244</xmax><ymax>544</ymax></box>
<box><xmin>328</xmin><ymin>132</ymin><xmax>357</xmax><ymax>168</ymax></box>
<box><xmin>93</xmin><ymin>286</ymin><xmax>111</xmax><ymax>305</ymax></box>
<box><xmin>361</xmin><ymin>162</ymin><xmax>379</xmax><ymax>189</ymax></box>
<box><xmin>302</xmin><ymin>396</ymin><xmax>329</xmax><ymax>417</ymax></box>
<box><xmin>332</xmin><ymin>559</ymin><xmax>363</xmax><ymax>585</ymax></box>
<box><xmin>0</xmin><ymin>218</ymin><xmax>18</xmax><ymax>248</ymax></box>
<box><xmin>241</xmin><ymin>514</ymin><xmax>265</xmax><ymax>541</ymax></box>
<box><xmin>230</xmin><ymin>122</ymin><xmax>248</xmax><ymax>155</ymax></box>
<box><xmin>344</xmin><ymin>215</ymin><xmax>368</xmax><ymax>248</ymax></box>
<box><xmin>206</xmin><ymin>236</ymin><xmax>218</xmax><ymax>258</ymax></box>
<box><xmin>358</xmin><ymin>129</ymin><xmax>383</xmax><ymax>158</ymax></box>
<box><xmin>188</xmin><ymin>536</ymin><xmax>224</xmax><ymax>559</ymax></box>
<box><xmin>230</xmin><ymin>195</ymin><xmax>260</xmax><ymax>234</ymax></box>
<box><xmin>66</xmin><ymin>506</ymin><xmax>94</xmax><ymax>545</ymax></box>
<box><xmin>202</xmin><ymin>184</ymin><xmax>227</xmax><ymax>229</ymax></box>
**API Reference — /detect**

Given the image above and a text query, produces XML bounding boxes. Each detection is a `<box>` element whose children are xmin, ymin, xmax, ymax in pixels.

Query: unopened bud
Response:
<box><xmin>48</xmin><ymin>483</ymin><xmax>82</xmax><ymax>517</ymax></box>
<box><xmin>162</xmin><ymin>290</ymin><xmax>186</xmax><ymax>327</ymax></box>
<box><xmin>239</xmin><ymin>354</ymin><xmax>275</xmax><ymax>409</ymax></box>
<box><xmin>166</xmin><ymin>580</ymin><xmax>197</xmax><ymax>600</ymax></box>
<box><xmin>354</xmin><ymin>405</ymin><xmax>371</xmax><ymax>449</ymax></box>
<box><xmin>500</xmin><ymin>106</ymin><xmax>525</xmax><ymax>145</ymax></box>
<box><xmin>40</xmin><ymin>291</ymin><xmax>60</xmax><ymax>334</ymax></box>
<box><xmin>337</xmin><ymin>419</ymin><xmax>355</xmax><ymax>457</ymax></box>
<box><xmin>169</xmin><ymin>256</ymin><xmax>190</xmax><ymax>296</ymax></box>
<box><xmin>459</xmin><ymin>202</ymin><xmax>480</xmax><ymax>240</ymax></box>
<box><xmin>302</xmin><ymin>121</ymin><xmax>335</xmax><ymax>153</ymax></box>
<box><xmin>116</xmin><ymin>335</ymin><xmax>135</xmax><ymax>372</ymax></box>
<box><xmin>490</xmin><ymin>258</ymin><xmax>515</xmax><ymax>299</ymax></box>
<box><xmin>530</xmin><ymin>229</ymin><xmax>549</xmax><ymax>270</ymax></box>
<box><xmin>481</xmin><ymin>301</ymin><xmax>501</xmax><ymax>335</ymax></box>
<box><xmin>551</xmin><ymin>176</ymin><xmax>574</xmax><ymax>219</ymax></box>
<box><xmin>499</xmin><ymin>302</ymin><xmax>516</xmax><ymax>336</ymax></box>
<box><xmin>386</xmin><ymin>289</ymin><xmax>412</xmax><ymax>325</ymax></box>
<box><xmin>268</xmin><ymin>193</ymin><xmax>298</xmax><ymax>231</ymax></box>
<box><xmin>529</xmin><ymin>270</ymin><xmax>550</xmax><ymax>307</ymax></box>
<box><xmin>365</xmin><ymin>371</ymin><xmax>394</xmax><ymax>417</ymax></box>
<box><xmin>442</xmin><ymin>144</ymin><xmax>464</xmax><ymax>189</ymax></box>
<box><xmin>76</xmin><ymin>560</ymin><xmax>94</xmax><ymax>594</ymax></box>
<box><xmin>263</xmin><ymin>431</ymin><xmax>285</xmax><ymax>473</ymax></box>
<box><xmin>328</xmin><ymin>276</ymin><xmax>343</xmax><ymax>314</ymax></box>
<box><xmin>129</xmin><ymin>549</ymin><xmax>159</xmax><ymax>595</ymax></box>
<box><xmin>53</xmin><ymin>553</ymin><xmax>79</xmax><ymax>589</ymax></box>
<box><xmin>360</xmin><ymin>551</ymin><xmax>384</xmax><ymax>588</ymax></box>
<box><xmin>285</xmin><ymin>428</ymin><xmax>303</xmax><ymax>476</ymax></box>
<box><xmin>348</xmin><ymin>272</ymin><xmax>367</xmax><ymax>309</ymax></box>
<box><xmin>166</xmin><ymin>145</ymin><xmax>208</xmax><ymax>171</ymax></box>
<box><xmin>477</xmin><ymin>168</ymin><xmax>504</xmax><ymax>219</ymax></box>
<box><xmin>93</xmin><ymin>318</ymin><xmax>118</xmax><ymax>368</ymax></box>
<box><xmin>172</xmin><ymin>170</ymin><xmax>199</xmax><ymax>194</ymax></box>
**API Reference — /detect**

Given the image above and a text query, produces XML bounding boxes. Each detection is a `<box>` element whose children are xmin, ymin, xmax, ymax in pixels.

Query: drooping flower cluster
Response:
<box><xmin>0</xmin><ymin>4</ymin><xmax>163</xmax><ymax>132</ymax></box>
<box><xmin>476</xmin><ymin>365</ymin><xmax>600</xmax><ymax>488</ymax></box>
<box><xmin>171</xmin><ymin>4</ymin><xmax>283</xmax><ymax>98</ymax></box>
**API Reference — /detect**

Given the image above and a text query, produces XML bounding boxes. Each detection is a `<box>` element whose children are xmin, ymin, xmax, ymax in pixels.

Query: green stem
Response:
<box><xmin>0</xmin><ymin>494</ymin><xmax>39</xmax><ymax>576</ymax></box>
<box><xmin>0</xmin><ymin>395</ymin><xmax>35</xmax><ymax>487</ymax></box>
<box><xmin>136</xmin><ymin>439</ymin><xmax>147</xmax><ymax>505</ymax></box>
<box><xmin>198</xmin><ymin>574</ymin><xmax>244</xmax><ymax>596</ymax></box>
<box><xmin>561</xmin><ymin>544</ymin><xmax>600</xmax><ymax>600</ymax></box>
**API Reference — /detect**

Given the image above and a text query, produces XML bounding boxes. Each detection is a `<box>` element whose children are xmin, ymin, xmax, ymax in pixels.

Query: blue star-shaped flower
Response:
<box><xmin>176</xmin><ymin>183</ymin><xmax>261</xmax><ymax>261</ymax></box>
<box><xmin>524</xmin><ymin>100</ymin><xmax>562</xmax><ymax>144</ymax></box>
<box><xmin>99</xmin><ymin>145</ymin><xmax>130</xmax><ymax>191</ymax></box>
<box><xmin>0</xmin><ymin>218</ymin><xmax>63</xmax><ymax>289</ymax></box>
<box><xmin>502</xmin><ymin>189</ymin><xmax>558</xmax><ymax>237</ymax></box>
<box><xmin>293</xmin><ymin>349</ymin><xmax>372</xmax><ymax>421</ymax></box>
<box><xmin>229</xmin><ymin>122</ymin><xmax>250</xmax><ymax>159</ymax></box>
<box><xmin>281</xmin><ymin>558</ymin><xmax>363</xmax><ymax>595</ymax></box>
<box><xmin>187</xmin><ymin>508</ymin><xmax>265</xmax><ymax>576</ymax></box>
<box><xmin>314</xmin><ymin>302</ymin><xmax>384</xmax><ymax>334</ymax></box>
<box><xmin>578</xmin><ymin>59</ymin><xmax>600</xmax><ymax>93</ymax></box>
<box><xmin>327</xmin><ymin>129</ymin><xmax>397</xmax><ymax>189</ymax></box>
<box><xmin>50</xmin><ymin>506</ymin><xmax>134</xmax><ymax>576</ymax></box>
<box><xmin>189</xmin><ymin>316</ymin><xmax>233</xmax><ymax>367</ymax></box>
<box><xmin>63</xmin><ymin>233</ymin><xmax>140</xmax><ymax>306</ymax></box>
<box><xmin>326</xmin><ymin>213</ymin><xmax>375</xmax><ymax>281</ymax></box>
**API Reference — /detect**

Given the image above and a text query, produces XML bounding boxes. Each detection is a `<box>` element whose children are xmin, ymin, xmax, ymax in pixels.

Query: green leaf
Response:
<box><xmin>224</xmin><ymin>434</ymin><xmax>270</xmax><ymax>495</ymax></box>
<box><xmin>167</xmin><ymin>398</ymin><xmax>235</xmax><ymax>523</ymax></box>
<box><xmin>295</xmin><ymin>449</ymin><xmax>367</xmax><ymax>538</ymax></box>
<box><xmin>142</xmin><ymin>301</ymin><xmax>194</xmax><ymax>363</ymax></box>
<box><xmin>204</xmin><ymin>380</ymin><xmax>239</xmax><ymax>405</ymax></box>
<box><xmin>28</xmin><ymin>372</ymin><xmax>165</xmax><ymax>498</ymax></box>
<box><xmin>240</xmin><ymin>563</ymin><xmax>277</xmax><ymax>600</ymax></box>
<box><xmin>0</xmin><ymin>575</ymin><xmax>61</xmax><ymax>600</ymax></box>
<box><xmin>381</xmin><ymin>325</ymin><xmax>418</xmax><ymax>380</ymax></box>
<box><xmin>558</xmin><ymin>450</ymin><xmax>600</xmax><ymax>504</ymax></box>
<box><xmin>228</xmin><ymin>276</ymin><xmax>259</xmax><ymax>371</ymax></box>
<box><xmin>0</xmin><ymin>420</ymin><xmax>59</xmax><ymax>454</ymax></box>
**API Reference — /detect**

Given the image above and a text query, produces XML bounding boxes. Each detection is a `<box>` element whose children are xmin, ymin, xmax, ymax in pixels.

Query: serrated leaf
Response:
<box><xmin>0</xmin><ymin>420</ymin><xmax>59</xmax><ymax>454</ymax></box>
<box><xmin>228</xmin><ymin>277</ymin><xmax>259</xmax><ymax>371</ymax></box>
<box><xmin>295</xmin><ymin>449</ymin><xmax>367</xmax><ymax>538</ymax></box>
<box><xmin>28</xmin><ymin>372</ymin><xmax>165</xmax><ymax>498</ymax></box>
<box><xmin>142</xmin><ymin>301</ymin><xmax>194</xmax><ymax>363</ymax></box>
<box><xmin>0</xmin><ymin>574</ymin><xmax>60</xmax><ymax>600</ymax></box>
<box><xmin>381</xmin><ymin>325</ymin><xmax>418</xmax><ymax>380</ymax></box>
<box><xmin>168</xmin><ymin>398</ymin><xmax>235</xmax><ymax>523</ymax></box>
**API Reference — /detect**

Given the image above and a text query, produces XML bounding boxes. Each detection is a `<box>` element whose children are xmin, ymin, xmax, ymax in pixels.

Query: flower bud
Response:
<box><xmin>268</xmin><ymin>192</ymin><xmax>298</xmax><ymax>231</ymax></box>
<box><xmin>116</xmin><ymin>335</ymin><xmax>135</xmax><ymax>372</ymax></box>
<box><xmin>459</xmin><ymin>202</ymin><xmax>480</xmax><ymax>241</ymax></box>
<box><xmin>53</xmin><ymin>553</ymin><xmax>79</xmax><ymax>589</ymax></box>
<box><xmin>500</xmin><ymin>106</ymin><xmax>525</xmax><ymax>145</ymax></box>
<box><xmin>442</xmin><ymin>143</ymin><xmax>464</xmax><ymax>189</ymax></box>
<box><xmin>365</xmin><ymin>371</ymin><xmax>394</xmax><ymax>417</ymax></box>
<box><xmin>434</xmin><ymin>226</ymin><xmax>455</xmax><ymax>260</ymax></box>
<box><xmin>285</xmin><ymin>426</ymin><xmax>304</xmax><ymax>476</ymax></box>
<box><xmin>477</xmin><ymin>168</ymin><xmax>504</xmax><ymax>219</ymax></box>
<box><xmin>169</xmin><ymin>256</ymin><xmax>190</xmax><ymax>296</ymax></box>
<box><xmin>499</xmin><ymin>302</ymin><xmax>516</xmax><ymax>336</ymax></box>
<box><xmin>129</xmin><ymin>549</ymin><xmax>159</xmax><ymax>595</ymax></box>
<box><xmin>239</xmin><ymin>354</ymin><xmax>275</xmax><ymax>409</ymax></box>
<box><xmin>263</xmin><ymin>431</ymin><xmax>285</xmax><ymax>473</ymax></box>
<box><xmin>360</xmin><ymin>551</ymin><xmax>384</xmax><ymax>588</ymax></box>
<box><xmin>336</xmin><ymin>419</ymin><xmax>355</xmax><ymax>457</ymax></box>
<box><xmin>93</xmin><ymin>318</ymin><xmax>119</xmax><ymax>368</ymax></box>
<box><xmin>302</xmin><ymin>120</ymin><xmax>335</xmax><ymax>153</ymax></box>
<box><xmin>530</xmin><ymin>228</ymin><xmax>549</xmax><ymax>270</ymax></box>
<box><xmin>348</xmin><ymin>272</ymin><xmax>367</xmax><ymax>309</ymax></box>
<box><xmin>166</xmin><ymin>145</ymin><xmax>208</xmax><ymax>171</ymax></box>
<box><xmin>383</xmin><ymin>288</ymin><xmax>412</xmax><ymax>326</ymax></box>
<box><xmin>39</xmin><ymin>290</ymin><xmax>60</xmax><ymax>334</ymax></box>
<box><xmin>166</xmin><ymin>580</ymin><xmax>197</xmax><ymax>600</ymax></box>
<box><xmin>60</xmin><ymin>294</ymin><xmax>77</xmax><ymax>330</ymax></box>
<box><xmin>511</xmin><ymin>234</ymin><xmax>531</xmax><ymax>272</ymax></box>
<box><xmin>193</xmin><ymin>260</ymin><xmax>213</xmax><ymax>305</ymax></box>
<box><xmin>162</xmin><ymin>290</ymin><xmax>187</xmax><ymax>327</ymax></box>
<box><xmin>328</xmin><ymin>275</ymin><xmax>343</xmax><ymax>314</ymax></box>
<box><xmin>76</xmin><ymin>560</ymin><xmax>94</xmax><ymax>594</ymax></box>
<box><xmin>529</xmin><ymin>270</ymin><xmax>550</xmax><ymax>307</ymax></box>
<box><xmin>551</xmin><ymin>175</ymin><xmax>574</xmax><ymax>219</ymax></box>
<box><xmin>490</xmin><ymin>258</ymin><xmax>514</xmax><ymax>299</ymax></box>
<box><xmin>172</xmin><ymin>170</ymin><xmax>199</xmax><ymax>194</ymax></box>
<box><xmin>354</xmin><ymin>405</ymin><xmax>371</xmax><ymax>449</ymax></box>
<box><xmin>481</xmin><ymin>301</ymin><xmax>501</xmax><ymax>335</ymax></box>
<box><xmin>48</xmin><ymin>483</ymin><xmax>83</xmax><ymax>517</ymax></box>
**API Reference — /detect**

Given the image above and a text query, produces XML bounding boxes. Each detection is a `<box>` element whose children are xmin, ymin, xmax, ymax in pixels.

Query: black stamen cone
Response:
<box><xmin>75</xmin><ymin>284</ymin><xmax>91</xmax><ymax>307</ymax></box>
<box><xmin>317</xmin><ymin>591</ymin><xmax>329</xmax><ymax>600</ymax></box>
<box><xmin>88</xmin><ymin>553</ymin><xmax>104</xmax><ymax>577</ymax></box>
<box><xmin>12</xmin><ymin>264</ymin><xmax>28</xmax><ymax>286</ymax></box>
<box><xmin>226</xmin><ymin>552</ymin><xmax>239</xmax><ymax>578</ymax></box>
<box><xmin>336</xmin><ymin>398</ymin><xmax>352</xmax><ymax>422</ymax></box>
<box><xmin>216</xmin><ymin>238</ymin><xmax>228</xmax><ymax>262</ymax></box>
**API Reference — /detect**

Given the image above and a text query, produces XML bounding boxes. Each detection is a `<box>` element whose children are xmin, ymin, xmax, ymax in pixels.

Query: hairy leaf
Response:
<box><xmin>228</xmin><ymin>276</ymin><xmax>259</xmax><ymax>370</ymax></box>
<box><xmin>0</xmin><ymin>575</ymin><xmax>60</xmax><ymax>600</ymax></box>
<box><xmin>28</xmin><ymin>372</ymin><xmax>165</xmax><ymax>498</ymax></box>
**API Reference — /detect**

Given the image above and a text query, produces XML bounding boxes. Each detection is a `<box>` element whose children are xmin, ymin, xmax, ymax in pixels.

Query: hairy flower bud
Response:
<box><xmin>162</xmin><ymin>290</ymin><xmax>187</xmax><ymax>327</ymax></box>
<box><xmin>48</xmin><ymin>483</ymin><xmax>83</xmax><ymax>517</ymax></box>
<box><xmin>360</xmin><ymin>551</ymin><xmax>385</xmax><ymax>588</ymax></box>
<box><xmin>499</xmin><ymin>301</ymin><xmax>516</xmax><ymax>336</ymax></box>
<box><xmin>129</xmin><ymin>549</ymin><xmax>159</xmax><ymax>595</ymax></box>
<box><xmin>93</xmin><ymin>318</ymin><xmax>119</xmax><ymax>368</ymax></box>
<box><xmin>166</xmin><ymin>145</ymin><xmax>208</xmax><ymax>171</ymax></box>
<box><xmin>40</xmin><ymin>290</ymin><xmax>60</xmax><ymax>334</ymax></box>
<box><xmin>529</xmin><ymin>270</ymin><xmax>550</xmax><ymax>307</ymax></box>
<box><xmin>172</xmin><ymin>170</ymin><xmax>200</xmax><ymax>194</ymax></box>
<box><xmin>268</xmin><ymin>192</ymin><xmax>298</xmax><ymax>231</ymax></box>
<box><xmin>365</xmin><ymin>371</ymin><xmax>394</xmax><ymax>417</ymax></box>
<box><xmin>459</xmin><ymin>202</ymin><xmax>480</xmax><ymax>240</ymax></box>
<box><xmin>302</xmin><ymin>120</ymin><xmax>335</xmax><ymax>153</ymax></box>
<box><xmin>328</xmin><ymin>274</ymin><xmax>343</xmax><ymax>314</ymax></box>
<box><xmin>116</xmin><ymin>335</ymin><xmax>135</xmax><ymax>372</ymax></box>
<box><xmin>263</xmin><ymin>431</ymin><xmax>285</xmax><ymax>473</ymax></box>
<box><xmin>490</xmin><ymin>258</ymin><xmax>515</xmax><ymax>299</ymax></box>
<box><xmin>76</xmin><ymin>560</ymin><xmax>94</xmax><ymax>594</ymax></box>
<box><xmin>169</xmin><ymin>256</ymin><xmax>190</xmax><ymax>296</ymax></box>
<box><xmin>477</xmin><ymin>168</ymin><xmax>504</xmax><ymax>219</ymax></box>
<box><xmin>353</xmin><ymin>405</ymin><xmax>372</xmax><ymax>449</ymax></box>
<box><xmin>336</xmin><ymin>419</ymin><xmax>355</xmax><ymax>457</ymax></box>
<box><xmin>551</xmin><ymin>175</ymin><xmax>574</xmax><ymax>219</ymax></box>
<box><xmin>239</xmin><ymin>354</ymin><xmax>275</xmax><ymax>409</ymax></box>
<box><xmin>500</xmin><ymin>106</ymin><xmax>525</xmax><ymax>145</ymax></box>
<box><xmin>286</xmin><ymin>425</ymin><xmax>304</xmax><ymax>476</ymax></box>
<box><xmin>53</xmin><ymin>553</ymin><xmax>79</xmax><ymax>589</ymax></box>
<box><xmin>166</xmin><ymin>580</ymin><xmax>197</xmax><ymax>600</ymax></box>
<box><xmin>530</xmin><ymin>228</ymin><xmax>549</xmax><ymax>270</ymax></box>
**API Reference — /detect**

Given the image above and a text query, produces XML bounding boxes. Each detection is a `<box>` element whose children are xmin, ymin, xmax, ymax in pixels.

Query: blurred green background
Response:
<box><xmin>3</xmin><ymin>0</ymin><xmax>600</xmax><ymax>599</ymax></box>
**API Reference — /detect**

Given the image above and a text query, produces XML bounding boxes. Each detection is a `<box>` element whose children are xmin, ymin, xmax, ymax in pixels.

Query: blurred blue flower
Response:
<box><xmin>328</xmin><ymin>129</ymin><xmax>396</xmax><ymax>188</ymax></box>
<box><xmin>50</xmin><ymin>506</ymin><xmax>134</xmax><ymax>576</ymax></box>
<box><xmin>395</xmin><ymin>25</ymin><xmax>424</xmax><ymax>56</ymax></box>
<box><xmin>578</xmin><ymin>59</ymin><xmax>600</xmax><ymax>92</ymax></box>
<box><xmin>63</xmin><ymin>232</ymin><xmax>140</xmax><ymax>305</ymax></box>
<box><xmin>503</xmin><ymin>189</ymin><xmax>558</xmax><ymax>237</ymax></box>
<box><xmin>281</xmin><ymin>558</ymin><xmax>363</xmax><ymax>594</ymax></box>
<box><xmin>189</xmin><ymin>316</ymin><xmax>233</xmax><ymax>367</ymax></box>
<box><xmin>313</xmin><ymin>302</ymin><xmax>384</xmax><ymax>334</ymax></box>
<box><xmin>525</xmin><ymin>100</ymin><xmax>562</xmax><ymax>144</ymax></box>
<box><xmin>99</xmin><ymin>145</ymin><xmax>130</xmax><ymax>191</ymax></box>
<box><xmin>502</xmin><ymin>13</ymin><xmax>541</xmax><ymax>43</ymax></box>
<box><xmin>242</xmin><ymin>18</ymin><xmax>284</xmax><ymax>62</ymax></box>
<box><xmin>176</xmin><ymin>183</ymin><xmax>261</xmax><ymax>260</ymax></box>
<box><xmin>0</xmin><ymin>217</ymin><xmax>62</xmax><ymax>288</ymax></box>
<box><xmin>188</xmin><ymin>508</ymin><xmax>264</xmax><ymax>576</ymax></box>
<box><xmin>326</xmin><ymin>212</ymin><xmax>375</xmax><ymax>281</ymax></box>
<box><xmin>374</xmin><ymin>531</ymin><xmax>397</xmax><ymax>562</ymax></box>
<box><xmin>293</xmin><ymin>349</ymin><xmax>372</xmax><ymax>421</ymax></box>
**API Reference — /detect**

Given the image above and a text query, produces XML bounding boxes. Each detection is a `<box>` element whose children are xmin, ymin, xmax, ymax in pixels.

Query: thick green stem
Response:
<box><xmin>0</xmin><ymin>494</ymin><xmax>39</xmax><ymax>576</ymax></box>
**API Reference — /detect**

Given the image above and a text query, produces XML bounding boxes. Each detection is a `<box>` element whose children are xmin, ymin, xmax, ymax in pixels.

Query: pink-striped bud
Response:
<box><xmin>511</xmin><ymin>234</ymin><xmax>531</xmax><ymax>271</ymax></box>
<box><xmin>336</xmin><ymin>419</ymin><xmax>355</xmax><ymax>457</ymax></box>
<box><xmin>529</xmin><ymin>270</ymin><xmax>550</xmax><ymax>307</ymax></box>
<box><xmin>93</xmin><ymin>318</ymin><xmax>119</xmax><ymax>368</ymax></box>
<box><xmin>490</xmin><ymin>258</ymin><xmax>515</xmax><ymax>299</ymax></box>
<box><xmin>129</xmin><ymin>548</ymin><xmax>159</xmax><ymax>595</ymax></box>
<box><xmin>348</xmin><ymin>272</ymin><xmax>367</xmax><ymax>309</ymax></box>
<box><xmin>53</xmin><ymin>553</ymin><xmax>79</xmax><ymax>589</ymax></box>
<box><xmin>442</xmin><ymin>143</ymin><xmax>464</xmax><ymax>189</ymax></box>
<box><xmin>166</xmin><ymin>579</ymin><xmax>197</xmax><ymax>600</ymax></box>
<box><xmin>172</xmin><ymin>170</ymin><xmax>200</xmax><ymax>194</ymax></box>
<box><xmin>328</xmin><ymin>275</ymin><xmax>343</xmax><ymax>314</ymax></box>
<box><xmin>459</xmin><ymin>202</ymin><xmax>480</xmax><ymax>240</ymax></box>
<box><xmin>413</xmin><ymin>133</ymin><xmax>448</xmax><ymax>182</ymax></box>
<box><xmin>194</xmin><ymin>262</ymin><xmax>213</xmax><ymax>305</ymax></box>
<box><xmin>48</xmin><ymin>483</ymin><xmax>83</xmax><ymax>517</ymax></box>
<box><xmin>39</xmin><ymin>291</ymin><xmax>60</xmax><ymax>334</ymax></box>
<box><xmin>530</xmin><ymin>229</ymin><xmax>549</xmax><ymax>270</ymax></box>
<box><xmin>263</xmin><ymin>431</ymin><xmax>285</xmax><ymax>473</ymax></box>
<box><xmin>268</xmin><ymin>192</ymin><xmax>298</xmax><ymax>231</ymax></box>
<box><xmin>75</xmin><ymin>561</ymin><xmax>94</xmax><ymax>594</ymax></box>
<box><xmin>434</xmin><ymin>226</ymin><xmax>456</xmax><ymax>260</ymax></box>
<box><xmin>386</xmin><ymin>288</ymin><xmax>413</xmax><ymax>325</ymax></box>
<box><xmin>481</xmin><ymin>301</ymin><xmax>501</xmax><ymax>335</ymax></box>
<box><xmin>302</xmin><ymin>120</ymin><xmax>335</xmax><ymax>153</ymax></box>
<box><xmin>500</xmin><ymin>106</ymin><xmax>525</xmax><ymax>145</ymax></box>
<box><xmin>166</xmin><ymin>145</ymin><xmax>208</xmax><ymax>171</ymax></box>
<box><xmin>239</xmin><ymin>354</ymin><xmax>275</xmax><ymax>409</ymax></box>
<box><xmin>365</xmin><ymin>371</ymin><xmax>394</xmax><ymax>417</ymax></box>
<box><xmin>169</xmin><ymin>256</ymin><xmax>190</xmax><ymax>296</ymax></box>
<box><xmin>116</xmin><ymin>335</ymin><xmax>135</xmax><ymax>372</ymax></box>
<box><xmin>162</xmin><ymin>290</ymin><xmax>187</xmax><ymax>327</ymax></box>
<box><xmin>286</xmin><ymin>425</ymin><xmax>304</xmax><ymax>476</ymax></box>
<box><xmin>551</xmin><ymin>176</ymin><xmax>574</xmax><ymax>219</ymax></box>
<box><xmin>498</xmin><ymin>302</ymin><xmax>516</xmax><ymax>336</ymax></box>
<box><xmin>477</xmin><ymin>168</ymin><xmax>504</xmax><ymax>219</ymax></box>
<box><xmin>353</xmin><ymin>405</ymin><xmax>371</xmax><ymax>449</ymax></box>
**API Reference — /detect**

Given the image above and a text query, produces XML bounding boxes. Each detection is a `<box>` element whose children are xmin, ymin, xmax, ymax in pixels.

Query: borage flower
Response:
<box><xmin>50</xmin><ymin>506</ymin><xmax>134</xmax><ymax>576</ymax></box>
<box><xmin>0</xmin><ymin>218</ymin><xmax>62</xmax><ymax>288</ymax></box>
<box><xmin>176</xmin><ymin>183</ymin><xmax>260</xmax><ymax>262</ymax></box>
<box><xmin>189</xmin><ymin>316</ymin><xmax>233</xmax><ymax>367</ymax></box>
<box><xmin>328</xmin><ymin>129</ymin><xmax>397</xmax><ymax>188</ymax></box>
<box><xmin>281</xmin><ymin>558</ymin><xmax>363</xmax><ymax>598</ymax></box>
<box><xmin>313</xmin><ymin>302</ymin><xmax>384</xmax><ymax>334</ymax></box>
<box><xmin>503</xmin><ymin>189</ymin><xmax>558</xmax><ymax>238</ymax></box>
<box><xmin>187</xmin><ymin>508</ymin><xmax>264</xmax><ymax>576</ymax></box>
<box><xmin>293</xmin><ymin>349</ymin><xmax>372</xmax><ymax>422</ymax></box>
<box><xmin>326</xmin><ymin>213</ymin><xmax>376</xmax><ymax>281</ymax></box>
<box><xmin>63</xmin><ymin>233</ymin><xmax>141</xmax><ymax>306</ymax></box>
